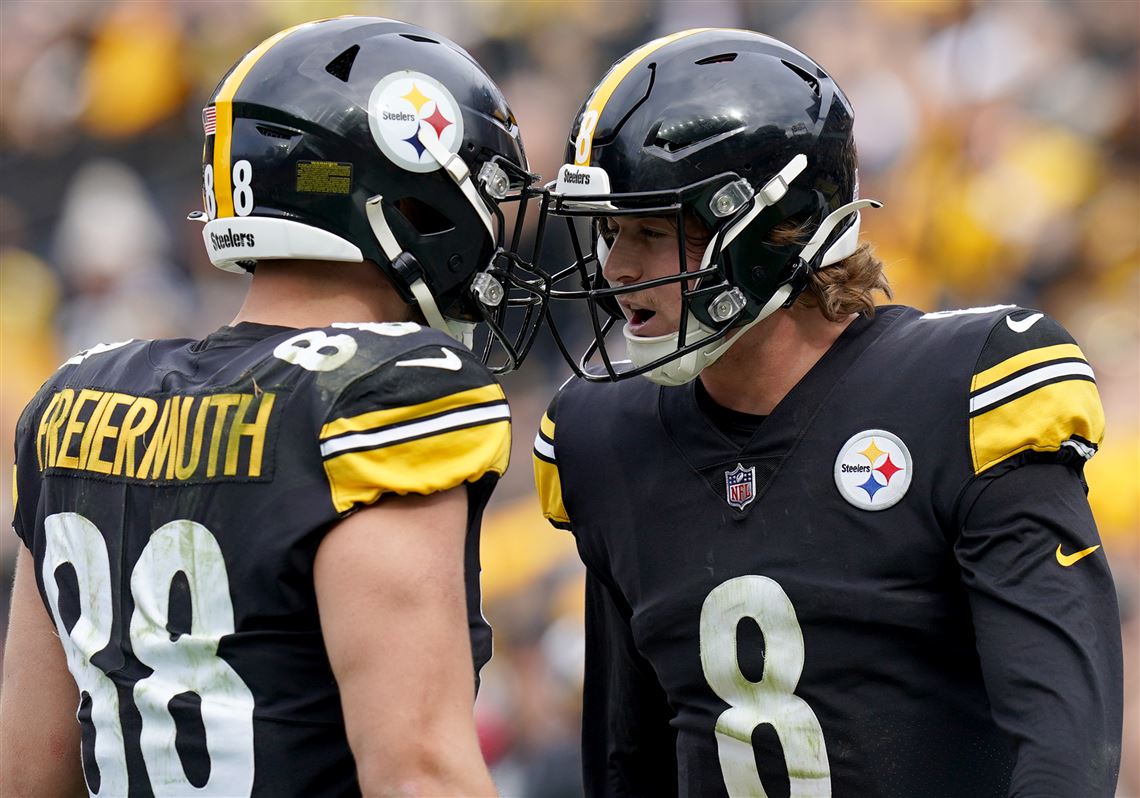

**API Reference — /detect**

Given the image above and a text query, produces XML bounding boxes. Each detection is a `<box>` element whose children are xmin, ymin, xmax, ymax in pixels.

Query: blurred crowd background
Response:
<box><xmin>1</xmin><ymin>0</ymin><xmax>1137</xmax><ymax>794</ymax></box>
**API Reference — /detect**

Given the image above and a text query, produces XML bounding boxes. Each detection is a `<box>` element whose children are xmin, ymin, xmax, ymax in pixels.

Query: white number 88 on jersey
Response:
<box><xmin>42</xmin><ymin>513</ymin><xmax>255</xmax><ymax>796</ymax></box>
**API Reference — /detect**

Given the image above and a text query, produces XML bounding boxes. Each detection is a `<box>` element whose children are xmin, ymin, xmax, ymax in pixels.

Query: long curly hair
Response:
<box><xmin>768</xmin><ymin>221</ymin><xmax>893</xmax><ymax>321</ymax></box>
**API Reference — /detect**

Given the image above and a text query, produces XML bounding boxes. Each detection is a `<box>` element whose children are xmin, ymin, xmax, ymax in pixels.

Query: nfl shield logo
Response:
<box><xmin>725</xmin><ymin>463</ymin><xmax>756</xmax><ymax>510</ymax></box>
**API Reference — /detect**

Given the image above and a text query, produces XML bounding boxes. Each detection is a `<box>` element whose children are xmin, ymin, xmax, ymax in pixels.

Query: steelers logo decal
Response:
<box><xmin>368</xmin><ymin>71</ymin><xmax>464</xmax><ymax>173</ymax></box>
<box><xmin>834</xmin><ymin>429</ymin><xmax>912</xmax><ymax>511</ymax></box>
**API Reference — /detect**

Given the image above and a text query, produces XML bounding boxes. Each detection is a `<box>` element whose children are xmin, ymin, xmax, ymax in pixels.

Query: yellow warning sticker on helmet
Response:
<box><xmin>296</xmin><ymin>161</ymin><xmax>353</xmax><ymax>195</ymax></box>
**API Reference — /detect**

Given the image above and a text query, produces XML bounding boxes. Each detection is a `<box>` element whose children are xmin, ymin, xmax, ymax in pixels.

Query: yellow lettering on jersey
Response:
<box><xmin>115</xmin><ymin>396</ymin><xmax>159</xmax><ymax>477</ymax></box>
<box><xmin>225</xmin><ymin>393</ymin><xmax>275</xmax><ymax>477</ymax></box>
<box><xmin>36</xmin><ymin>390</ymin><xmax>67</xmax><ymax>469</ymax></box>
<box><xmin>164</xmin><ymin>396</ymin><xmax>196</xmax><ymax>480</ymax></box>
<box><xmin>38</xmin><ymin>388</ymin><xmax>277</xmax><ymax>483</ymax></box>
<box><xmin>45</xmin><ymin>389</ymin><xmax>75</xmax><ymax>469</ymax></box>
<box><xmin>57</xmin><ymin>389</ymin><xmax>101</xmax><ymax>469</ymax></box>
<box><xmin>35</xmin><ymin>392</ymin><xmax>59</xmax><ymax>469</ymax></box>
<box><xmin>83</xmin><ymin>392</ymin><xmax>134</xmax><ymax>475</ymax></box>
<box><xmin>77</xmin><ymin>391</ymin><xmax>114</xmax><ymax>470</ymax></box>
<box><xmin>138</xmin><ymin>396</ymin><xmax>176</xmax><ymax>479</ymax></box>
<box><xmin>207</xmin><ymin>394</ymin><xmax>241</xmax><ymax>477</ymax></box>
<box><xmin>175</xmin><ymin>396</ymin><xmax>211</xmax><ymax>480</ymax></box>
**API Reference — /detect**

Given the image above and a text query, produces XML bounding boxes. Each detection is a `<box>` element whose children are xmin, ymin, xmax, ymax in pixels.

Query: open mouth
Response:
<box><xmin>618</xmin><ymin>297</ymin><xmax>666</xmax><ymax>335</ymax></box>
<box><xmin>629</xmin><ymin>307</ymin><xmax>656</xmax><ymax>326</ymax></box>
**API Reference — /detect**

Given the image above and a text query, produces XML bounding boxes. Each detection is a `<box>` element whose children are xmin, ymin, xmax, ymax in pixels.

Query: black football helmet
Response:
<box><xmin>192</xmin><ymin>16</ymin><xmax>548</xmax><ymax>371</ymax></box>
<box><xmin>540</xmin><ymin>28</ymin><xmax>880</xmax><ymax>384</ymax></box>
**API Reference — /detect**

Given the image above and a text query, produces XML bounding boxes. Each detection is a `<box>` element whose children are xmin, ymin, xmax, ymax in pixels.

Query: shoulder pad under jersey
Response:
<box><xmin>310</xmin><ymin>323</ymin><xmax>511</xmax><ymax>512</ymax></box>
<box><xmin>965</xmin><ymin>308</ymin><xmax>1103</xmax><ymax>475</ymax></box>
<box><xmin>533</xmin><ymin>387</ymin><xmax>571</xmax><ymax>529</ymax></box>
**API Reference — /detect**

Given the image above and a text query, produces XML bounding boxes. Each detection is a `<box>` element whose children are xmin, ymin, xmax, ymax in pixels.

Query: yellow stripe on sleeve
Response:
<box><xmin>533</xmin><ymin>455</ymin><xmax>570</xmax><ymax>527</ymax></box>
<box><xmin>212</xmin><ymin>21</ymin><xmax>319</xmax><ymax>218</ymax></box>
<box><xmin>575</xmin><ymin>28</ymin><xmax>711</xmax><ymax>166</ymax></box>
<box><xmin>971</xmin><ymin>343</ymin><xmax>1086</xmax><ymax>392</ymax></box>
<box><xmin>533</xmin><ymin>412</ymin><xmax>569</xmax><ymax>527</ymax></box>
<box><xmin>970</xmin><ymin>379</ymin><xmax>1104</xmax><ymax>475</ymax></box>
<box><xmin>323</xmin><ymin>420</ymin><xmax>510</xmax><ymax>513</ymax></box>
<box><xmin>321</xmin><ymin>383</ymin><xmax>505</xmax><ymax>441</ymax></box>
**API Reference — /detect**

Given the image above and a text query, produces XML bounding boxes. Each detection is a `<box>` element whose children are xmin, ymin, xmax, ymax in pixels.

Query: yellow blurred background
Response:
<box><xmin>1</xmin><ymin>1</ymin><xmax>1136</xmax><ymax>794</ymax></box>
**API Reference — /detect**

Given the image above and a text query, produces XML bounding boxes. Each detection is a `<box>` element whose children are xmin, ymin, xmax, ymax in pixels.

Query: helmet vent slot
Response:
<box><xmin>256</xmin><ymin>124</ymin><xmax>295</xmax><ymax>140</ymax></box>
<box><xmin>325</xmin><ymin>45</ymin><xmax>360</xmax><ymax>82</ymax></box>
<box><xmin>781</xmin><ymin>60</ymin><xmax>820</xmax><ymax>98</ymax></box>
<box><xmin>647</xmin><ymin>115</ymin><xmax>742</xmax><ymax>153</ymax></box>
<box><xmin>695</xmin><ymin>52</ymin><xmax>737</xmax><ymax>65</ymax></box>
<box><xmin>394</xmin><ymin>197</ymin><xmax>455</xmax><ymax>236</ymax></box>
<box><xmin>400</xmin><ymin>33</ymin><xmax>439</xmax><ymax>44</ymax></box>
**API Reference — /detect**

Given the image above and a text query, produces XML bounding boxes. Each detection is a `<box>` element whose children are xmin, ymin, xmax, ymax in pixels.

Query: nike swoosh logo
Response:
<box><xmin>1055</xmin><ymin>544</ymin><xmax>1100</xmax><ymax>567</ymax></box>
<box><xmin>1006</xmin><ymin>313</ymin><xmax>1044</xmax><ymax>333</ymax></box>
<box><xmin>395</xmin><ymin>347</ymin><xmax>463</xmax><ymax>371</ymax></box>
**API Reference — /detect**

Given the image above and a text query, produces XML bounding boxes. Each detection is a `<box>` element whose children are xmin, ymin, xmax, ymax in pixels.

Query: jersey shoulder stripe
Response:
<box><xmin>322</xmin><ymin>377</ymin><xmax>509</xmax><ymax>513</ymax></box>
<box><xmin>321</xmin><ymin>383</ymin><xmax>506</xmax><ymax>451</ymax></box>
<box><xmin>323</xmin><ymin>419</ymin><xmax>509</xmax><ymax>512</ymax></box>
<box><xmin>970</xmin><ymin>344</ymin><xmax>1093</xmax><ymax>414</ymax></box>
<box><xmin>533</xmin><ymin>412</ymin><xmax>556</xmax><ymax>464</ymax></box>
<box><xmin>533</xmin><ymin>394</ymin><xmax>570</xmax><ymax>529</ymax></box>
<box><xmin>322</xmin><ymin>402</ymin><xmax>509</xmax><ymax>458</ymax></box>
<box><xmin>969</xmin><ymin>311</ymin><xmax>1104</xmax><ymax>475</ymax></box>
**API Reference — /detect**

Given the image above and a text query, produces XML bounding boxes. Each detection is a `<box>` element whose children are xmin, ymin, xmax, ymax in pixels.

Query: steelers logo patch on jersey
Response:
<box><xmin>834</xmin><ymin>429</ymin><xmax>912</xmax><ymax>511</ymax></box>
<box><xmin>368</xmin><ymin>71</ymin><xmax>464</xmax><ymax>173</ymax></box>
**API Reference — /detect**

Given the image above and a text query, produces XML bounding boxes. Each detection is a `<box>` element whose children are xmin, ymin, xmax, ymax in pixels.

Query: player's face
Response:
<box><xmin>599</xmin><ymin>215</ymin><xmax>705</xmax><ymax>338</ymax></box>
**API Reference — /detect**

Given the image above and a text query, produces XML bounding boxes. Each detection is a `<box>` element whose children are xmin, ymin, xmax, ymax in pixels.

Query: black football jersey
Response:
<box><xmin>534</xmin><ymin>305</ymin><xmax>1122</xmax><ymax>797</ymax></box>
<box><xmin>12</xmin><ymin>321</ymin><xmax>511</xmax><ymax>797</ymax></box>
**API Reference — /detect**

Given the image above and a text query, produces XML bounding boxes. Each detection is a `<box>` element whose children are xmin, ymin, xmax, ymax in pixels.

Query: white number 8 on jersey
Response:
<box><xmin>700</xmin><ymin>575</ymin><xmax>831</xmax><ymax>797</ymax></box>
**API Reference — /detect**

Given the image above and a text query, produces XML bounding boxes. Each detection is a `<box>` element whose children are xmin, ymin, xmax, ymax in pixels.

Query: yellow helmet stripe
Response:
<box><xmin>211</xmin><ymin>21</ymin><xmax>321</xmax><ymax>218</ymax></box>
<box><xmin>574</xmin><ymin>28</ymin><xmax>712</xmax><ymax>166</ymax></box>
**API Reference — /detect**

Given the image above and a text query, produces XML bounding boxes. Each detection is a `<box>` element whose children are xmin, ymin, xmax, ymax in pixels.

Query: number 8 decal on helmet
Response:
<box><xmin>201</xmin><ymin>161</ymin><xmax>254</xmax><ymax>221</ymax></box>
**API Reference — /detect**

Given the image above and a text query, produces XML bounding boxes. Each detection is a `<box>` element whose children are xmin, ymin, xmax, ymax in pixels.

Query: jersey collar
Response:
<box><xmin>658</xmin><ymin>307</ymin><xmax>906</xmax><ymax>509</ymax></box>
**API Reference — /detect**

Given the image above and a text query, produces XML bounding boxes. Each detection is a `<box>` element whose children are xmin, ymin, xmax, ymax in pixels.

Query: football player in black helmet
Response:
<box><xmin>2</xmin><ymin>17</ymin><xmax>536</xmax><ymax>796</ymax></box>
<box><xmin>540</xmin><ymin>27</ymin><xmax>874</xmax><ymax>385</ymax></box>
<box><xmin>533</xmin><ymin>28</ymin><xmax>1122</xmax><ymax>797</ymax></box>
<box><xmin>193</xmin><ymin>16</ymin><xmax>547</xmax><ymax>370</ymax></box>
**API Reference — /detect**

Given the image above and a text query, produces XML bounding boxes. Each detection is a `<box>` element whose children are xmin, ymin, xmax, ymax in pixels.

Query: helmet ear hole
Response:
<box><xmin>393</xmin><ymin>197</ymin><xmax>455</xmax><ymax>236</ymax></box>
